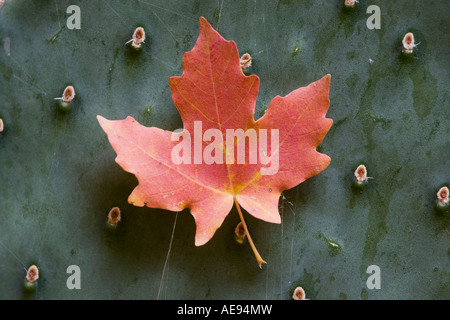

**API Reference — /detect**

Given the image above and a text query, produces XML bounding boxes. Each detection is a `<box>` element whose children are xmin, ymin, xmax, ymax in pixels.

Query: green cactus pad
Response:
<box><xmin>0</xmin><ymin>0</ymin><xmax>448</xmax><ymax>299</ymax></box>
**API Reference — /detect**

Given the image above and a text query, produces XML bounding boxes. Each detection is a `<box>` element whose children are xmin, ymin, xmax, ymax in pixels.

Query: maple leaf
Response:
<box><xmin>97</xmin><ymin>17</ymin><xmax>332</xmax><ymax>267</ymax></box>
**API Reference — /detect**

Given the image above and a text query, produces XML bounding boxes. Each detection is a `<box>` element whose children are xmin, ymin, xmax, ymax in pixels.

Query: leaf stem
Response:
<box><xmin>233</xmin><ymin>197</ymin><xmax>266</xmax><ymax>268</ymax></box>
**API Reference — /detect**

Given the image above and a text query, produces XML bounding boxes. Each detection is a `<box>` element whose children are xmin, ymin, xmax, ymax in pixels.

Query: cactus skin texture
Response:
<box><xmin>0</xmin><ymin>0</ymin><xmax>448</xmax><ymax>299</ymax></box>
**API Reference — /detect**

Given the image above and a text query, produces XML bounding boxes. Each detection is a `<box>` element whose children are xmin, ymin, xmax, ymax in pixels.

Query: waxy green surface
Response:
<box><xmin>0</xmin><ymin>0</ymin><xmax>448</xmax><ymax>299</ymax></box>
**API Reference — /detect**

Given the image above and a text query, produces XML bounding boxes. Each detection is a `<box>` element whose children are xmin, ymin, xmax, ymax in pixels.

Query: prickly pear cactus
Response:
<box><xmin>0</xmin><ymin>0</ymin><xmax>448</xmax><ymax>299</ymax></box>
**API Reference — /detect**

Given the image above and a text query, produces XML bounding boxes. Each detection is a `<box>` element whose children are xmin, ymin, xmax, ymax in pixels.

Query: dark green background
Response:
<box><xmin>0</xmin><ymin>0</ymin><xmax>448</xmax><ymax>299</ymax></box>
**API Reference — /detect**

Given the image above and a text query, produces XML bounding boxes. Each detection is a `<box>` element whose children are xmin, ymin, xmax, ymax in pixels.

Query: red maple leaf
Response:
<box><xmin>97</xmin><ymin>17</ymin><xmax>332</xmax><ymax>267</ymax></box>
